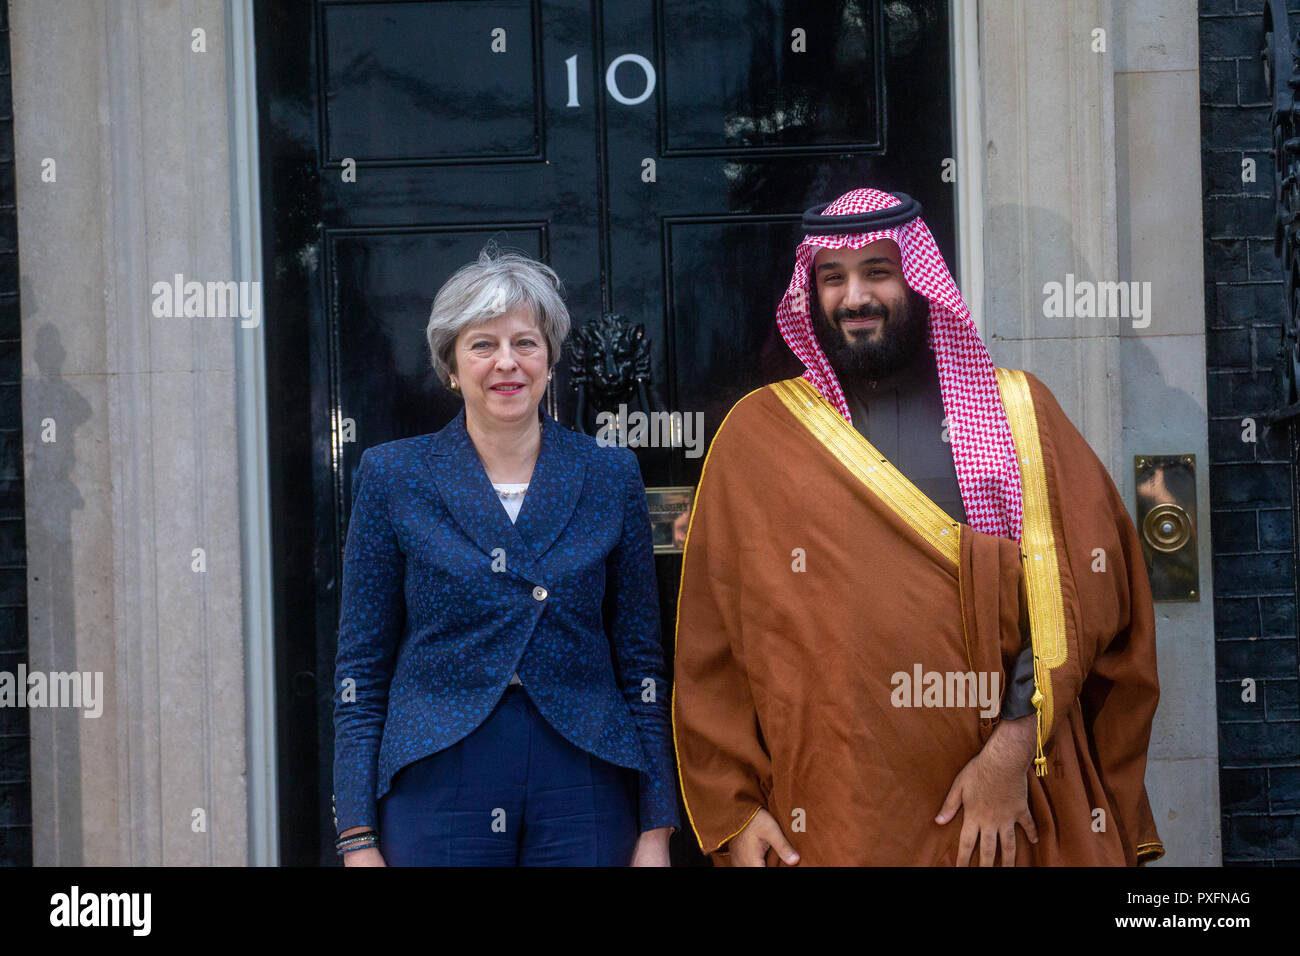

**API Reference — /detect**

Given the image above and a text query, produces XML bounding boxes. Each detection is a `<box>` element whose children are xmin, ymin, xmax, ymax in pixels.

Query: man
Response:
<box><xmin>672</xmin><ymin>188</ymin><xmax>1162</xmax><ymax>866</ymax></box>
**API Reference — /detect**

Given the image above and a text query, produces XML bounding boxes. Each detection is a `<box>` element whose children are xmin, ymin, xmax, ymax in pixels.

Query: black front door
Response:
<box><xmin>256</xmin><ymin>0</ymin><xmax>954</xmax><ymax>865</ymax></box>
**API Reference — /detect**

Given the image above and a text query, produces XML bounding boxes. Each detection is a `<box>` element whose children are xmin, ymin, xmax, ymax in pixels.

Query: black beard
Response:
<box><xmin>810</xmin><ymin>286</ymin><xmax>930</xmax><ymax>385</ymax></box>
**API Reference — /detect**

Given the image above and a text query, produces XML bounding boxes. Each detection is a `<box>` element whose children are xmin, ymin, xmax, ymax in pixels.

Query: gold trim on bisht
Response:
<box><xmin>769</xmin><ymin>376</ymin><xmax>961</xmax><ymax>565</ymax></box>
<box><xmin>995</xmin><ymin>368</ymin><xmax>1068</xmax><ymax>778</ymax></box>
<box><xmin>671</xmin><ymin>383</ymin><xmax>770</xmax><ymax>853</ymax></box>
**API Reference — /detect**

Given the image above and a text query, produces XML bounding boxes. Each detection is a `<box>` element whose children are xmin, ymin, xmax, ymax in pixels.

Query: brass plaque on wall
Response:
<box><xmin>1134</xmin><ymin>455</ymin><xmax>1199</xmax><ymax>602</ymax></box>
<box><xmin>646</xmin><ymin>486</ymin><xmax>694</xmax><ymax>554</ymax></box>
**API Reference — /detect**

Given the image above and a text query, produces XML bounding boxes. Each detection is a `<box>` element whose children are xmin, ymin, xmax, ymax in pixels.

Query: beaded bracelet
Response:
<box><xmin>339</xmin><ymin>840</ymin><xmax>378</xmax><ymax>856</ymax></box>
<box><xmin>335</xmin><ymin>826</ymin><xmax>374</xmax><ymax>842</ymax></box>
<box><xmin>340</xmin><ymin>845</ymin><xmax>376</xmax><ymax>856</ymax></box>
<box><xmin>337</xmin><ymin>832</ymin><xmax>375</xmax><ymax>844</ymax></box>
<box><xmin>337</xmin><ymin>834</ymin><xmax>378</xmax><ymax>856</ymax></box>
<box><xmin>335</xmin><ymin>830</ymin><xmax>376</xmax><ymax>849</ymax></box>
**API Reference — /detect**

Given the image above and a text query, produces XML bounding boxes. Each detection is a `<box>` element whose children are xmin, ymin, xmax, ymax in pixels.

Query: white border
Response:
<box><xmin>950</xmin><ymin>0</ymin><xmax>985</xmax><ymax>337</ymax></box>
<box><xmin>227</xmin><ymin>0</ymin><xmax>279</xmax><ymax>867</ymax></box>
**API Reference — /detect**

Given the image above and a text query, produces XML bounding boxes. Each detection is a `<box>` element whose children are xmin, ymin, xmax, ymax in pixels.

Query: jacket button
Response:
<box><xmin>532</xmin><ymin>586</ymin><xmax>548</xmax><ymax>601</ymax></box>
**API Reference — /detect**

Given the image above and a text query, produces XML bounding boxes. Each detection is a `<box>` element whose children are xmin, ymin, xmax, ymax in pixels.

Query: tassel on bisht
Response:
<box><xmin>1032</xmin><ymin>688</ymin><xmax>1047</xmax><ymax>777</ymax></box>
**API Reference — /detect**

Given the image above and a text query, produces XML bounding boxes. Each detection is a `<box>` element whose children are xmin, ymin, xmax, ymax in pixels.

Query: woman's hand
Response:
<box><xmin>629</xmin><ymin>826</ymin><xmax>673</xmax><ymax>867</ymax></box>
<box><xmin>339</xmin><ymin>826</ymin><xmax>386</xmax><ymax>867</ymax></box>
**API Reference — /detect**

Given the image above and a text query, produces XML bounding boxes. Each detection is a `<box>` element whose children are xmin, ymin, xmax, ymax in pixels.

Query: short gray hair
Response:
<box><xmin>426</xmin><ymin>244</ymin><xmax>570</xmax><ymax>389</ymax></box>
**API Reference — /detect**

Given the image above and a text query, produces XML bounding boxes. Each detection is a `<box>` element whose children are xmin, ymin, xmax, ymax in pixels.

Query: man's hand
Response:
<box><xmin>935</xmin><ymin>714</ymin><xmax>1039</xmax><ymax>866</ymax></box>
<box><xmin>727</xmin><ymin>808</ymin><xmax>800</xmax><ymax>867</ymax></box>
<box><xmin>629</xmin><ymin>827</ymin><xmax>673</xmax><ymax>867</ymax></box>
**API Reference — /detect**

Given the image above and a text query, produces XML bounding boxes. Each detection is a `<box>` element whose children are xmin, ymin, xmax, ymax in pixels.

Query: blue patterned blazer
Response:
<box><xmin>331</xmin><ymin>406</ymin><xmax>680</xmax><ymax>837</ymax></box>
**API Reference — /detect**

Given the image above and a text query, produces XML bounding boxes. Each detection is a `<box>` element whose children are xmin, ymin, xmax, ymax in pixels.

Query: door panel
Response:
<box><xmin>321</xmin><ymin>1</ymin><xmax>543</xmax><ymax>164</ymax></box>
<box><xmin>657</xmin><ymin>1</ymin><xmax>884</xmax><ymax>155</ymax></box>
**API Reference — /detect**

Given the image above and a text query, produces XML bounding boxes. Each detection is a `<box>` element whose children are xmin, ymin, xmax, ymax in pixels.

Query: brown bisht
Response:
<box><xmin>671</xmin><ymin>370</ymin><xmax>1163</xmax><ymax>866</ymax></box>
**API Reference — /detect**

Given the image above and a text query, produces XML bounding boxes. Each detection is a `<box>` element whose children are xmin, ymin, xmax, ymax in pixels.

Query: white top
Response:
<box><xmin>492</xmin><ymin>482</ymin><xmax>528</xmax><ymax>524</ymax></box>
<box><xmin>492</xmin><ymin>482</ymin><xmax>529</xmax><ymax>686</ymax></box>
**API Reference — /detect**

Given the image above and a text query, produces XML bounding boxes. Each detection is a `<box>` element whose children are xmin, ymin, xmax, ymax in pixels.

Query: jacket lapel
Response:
<box><xmin>424</xmin><ymin>407</ymin><xmax>530</xmax><ymax>567</ymax></box>
<box><xmin>423</xmin><ymin>407</ymin><xmax>587</xmax><ymax>572</ymax></box>
<box><xmin>514</xmin><ymin>412</ymin><xmax>587</xmax><ymax>561</ymax></box>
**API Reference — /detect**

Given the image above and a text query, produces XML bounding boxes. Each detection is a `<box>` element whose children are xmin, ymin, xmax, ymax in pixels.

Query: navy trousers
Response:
<box><xmin>377</xmin><ymin>684</ymin><xmax>640</xmax><ymax>866</ymax></box>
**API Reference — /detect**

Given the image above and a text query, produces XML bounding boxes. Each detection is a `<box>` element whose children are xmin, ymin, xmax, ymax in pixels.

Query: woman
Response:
<box><xmin>331</xmin><ymin>246</ymin><xmax>678</xmax><ymax>866</ymax></box>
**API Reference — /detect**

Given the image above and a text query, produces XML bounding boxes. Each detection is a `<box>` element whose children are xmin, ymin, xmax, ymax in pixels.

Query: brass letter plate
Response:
<box><xmin>646</xmin><ymin>486</ymin><xmax>694</xmax><ymax>554</ymax></box>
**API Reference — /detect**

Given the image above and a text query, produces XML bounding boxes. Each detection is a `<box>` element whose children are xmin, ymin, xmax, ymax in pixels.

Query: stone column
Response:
<box><xmin>980</xmin><ymin>0</ymin><xmax>1122</xmax><ymax>469</ymax></box>
<box><xmin>979</xmin><ymin>0</ymin><xmax>1220</xmax><ymax>864</ymax></box>
<box><xmin>12</xmin><ymin>0</ymin><xmax>248</xmax><ymax>865</ymax></box>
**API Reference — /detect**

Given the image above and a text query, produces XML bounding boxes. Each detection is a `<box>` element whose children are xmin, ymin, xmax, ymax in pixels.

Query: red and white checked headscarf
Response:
<box><xmin>776</xmin><ymin>187</ymin><xmax>1024</xmax><ymax>542</ymax></box>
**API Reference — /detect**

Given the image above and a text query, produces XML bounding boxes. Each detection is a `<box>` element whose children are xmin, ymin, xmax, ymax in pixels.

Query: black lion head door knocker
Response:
<box><xmin>567</xmin><ymin>312</ymin><xmax>668</xmax><ymax>437</ymax></box>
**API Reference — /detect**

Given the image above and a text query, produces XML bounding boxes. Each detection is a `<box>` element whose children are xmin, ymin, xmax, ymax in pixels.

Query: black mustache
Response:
<box><xmin>834</xmin><ymin>304</ymin><xmax>889</xmax><ymax>321</ymax></box>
